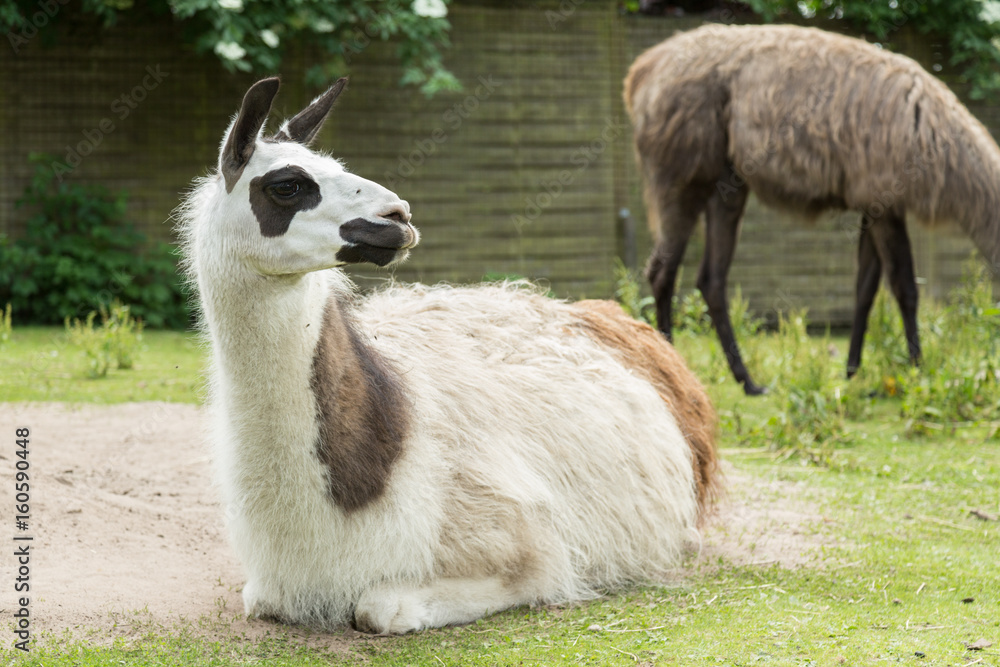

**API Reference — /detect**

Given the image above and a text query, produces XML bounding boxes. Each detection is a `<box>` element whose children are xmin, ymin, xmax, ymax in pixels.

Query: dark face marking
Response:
<box><xmin>249</xmin><ymin>166</ymin><xmax>322</xmax><ymax>237</ymax></box>
<box><xmin>311</xmin><ymin>297</ymin><xmax>410</xmax><ymax>513</ymax></box>
<box><xmin>334</xmin><ymin>218</ymin><xmax>413</xmax><ymax>267</ymax></box>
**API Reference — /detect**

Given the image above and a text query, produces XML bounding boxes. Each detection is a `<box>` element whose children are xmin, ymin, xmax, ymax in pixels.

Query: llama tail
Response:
<box><xmin>569</xmin><ymin>300</ymin><xmax>720</xmax><ymax>515</ymax></box>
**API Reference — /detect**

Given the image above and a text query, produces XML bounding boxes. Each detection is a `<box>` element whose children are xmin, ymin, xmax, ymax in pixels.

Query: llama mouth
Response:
<box><xmin>336</xmin><ymin>218</ymin><xmax>416</xmax><ymax>267</ymax></box>
<box><xmin>340</xmin><ymin>217</ymin><xmax>415</xmax><ymax>247</ymax></box>
<box><xmin>336</xmin><ymin>243</ymin><xmax>408</xmax><ymax>267</ymax></box>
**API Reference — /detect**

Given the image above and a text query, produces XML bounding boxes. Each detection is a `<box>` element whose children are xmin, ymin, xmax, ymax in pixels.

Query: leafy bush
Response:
<box><xmin>762</xmin><ymin>310</ymin><xmax>849</xmax><ymax>462</ymax></box>
<box><xmin>612</xmin><ymin>259</ymin><xmax>656</xmax><ymax>326</ymax></box>
<box><xmin>0</xmin><ymin>0</ymin><xmax>459</xmax><ymax>96</ymax></box>
<box><xmin>899</xmin><ymin>259</ymin><xmax>1000</xmax><ymax>432</ymax></box>
<box><xmin>0</xmin><ymin>155</ymin><xmax>189</xmax><ymax>329</ymax></box>
<box><xmin>65</xmin><ymin>301</ymin><xmax>144</xmax><ymax>379</ymax></box>
<box><xmin>674</xmin><ymin>289</ymin><xmax>711</xmax><ymax>335</ymax></box>
<box><xmin>727</xmin><ymin>284</ymin><xmax>765</xmax><ymax>339</ymax></box>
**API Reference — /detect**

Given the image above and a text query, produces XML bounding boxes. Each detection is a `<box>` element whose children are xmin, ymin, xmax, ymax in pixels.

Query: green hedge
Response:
<box><xmin>0</xmin><ymin>155</ymin><xmax>190</xmax><ymax>329</ymax></box>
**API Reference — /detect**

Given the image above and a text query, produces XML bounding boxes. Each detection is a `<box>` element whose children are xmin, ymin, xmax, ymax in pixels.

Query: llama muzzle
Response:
<box><xmin>336</xmin><ymin>217</ymin><xmax>419</xmax><ymax>267</ymax></box>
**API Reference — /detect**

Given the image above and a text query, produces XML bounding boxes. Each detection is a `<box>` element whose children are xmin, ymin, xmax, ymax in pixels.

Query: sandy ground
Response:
<box><xmin>0</xmin><ymin>402</ymin><xmax>829</xmax><ymax>645</ymax></box>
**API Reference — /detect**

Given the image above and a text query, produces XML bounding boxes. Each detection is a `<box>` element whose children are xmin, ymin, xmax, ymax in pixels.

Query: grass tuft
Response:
<box><xmin>64</xmin><ymin>301</ymin><xmax>145</xmax><ymax>378</ymax></box>
<box><xmin>1</xmin><ymin>301</ymin><xmax>11</xmax><ymax>346</ymax></box>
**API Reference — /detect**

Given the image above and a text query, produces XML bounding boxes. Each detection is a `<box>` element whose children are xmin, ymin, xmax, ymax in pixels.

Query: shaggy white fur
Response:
<box><xmin>179</xmin><ymin>78</ymin><xmax>712</xmax><ymax>634</ymax></box>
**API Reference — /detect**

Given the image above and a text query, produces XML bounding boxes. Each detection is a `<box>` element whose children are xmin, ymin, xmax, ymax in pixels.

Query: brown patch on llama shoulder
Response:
<box><xmin>568</xmin><ymin>299</ymin><xmax>720</xmax><ymax>515</ymax></box>
<box><xmin>311</xmin><ymin>296</ymin><xmax>410</xmax><ymax>513</ymax></box>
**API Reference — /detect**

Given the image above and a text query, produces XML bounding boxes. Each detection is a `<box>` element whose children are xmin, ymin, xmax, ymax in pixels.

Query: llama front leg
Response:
<box><xmin>354</xmin><ymin>577</ymin><xmax>528</xmax><ymax>634</ymax></box>
<box><xmin>699</xmin><ymin>177</ymin><xmax>764</xmax><ymax>395</ymax></box>
<box><xmin>643</xmin><ymin>171</ymin><xmax>702</xmax><ymax>342</ymax></box>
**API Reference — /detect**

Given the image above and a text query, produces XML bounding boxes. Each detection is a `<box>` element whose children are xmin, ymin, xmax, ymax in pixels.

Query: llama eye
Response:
<box><xmin>269</xmin><ymin>181</ymin><xmax>300</xmax><ymax>198</ymax></box>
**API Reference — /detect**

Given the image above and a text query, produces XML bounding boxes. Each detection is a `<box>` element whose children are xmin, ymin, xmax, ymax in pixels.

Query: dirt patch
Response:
<box><xmin>0</xmin><ymin>402</ymin><xmax>827</xmax><ymax>645</ymax></box>
<box><xmin>695</xmin><ymin>462</ymin><xmax>833</xmax><ymax>570</ymax></box>
<box><xmin>0</xmin><ymin>402</ymin><xmax>302</xmax><ymax>647</ymax></box>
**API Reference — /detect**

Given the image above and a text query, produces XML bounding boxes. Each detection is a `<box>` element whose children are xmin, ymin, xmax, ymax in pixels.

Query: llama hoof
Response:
<box><xmin>354</xmin><ymin>588</ymin><xmax>428</xmax><ymax>634</ymax></box>
<box><xmin>743</xmin><ymin>382</ymin><xmax>767</xmax><ymax>396</ymax></box>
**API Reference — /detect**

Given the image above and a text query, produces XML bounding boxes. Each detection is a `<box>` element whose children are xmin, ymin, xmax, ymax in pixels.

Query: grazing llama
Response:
<box><xmin>625</xmin><ymin>24</ymin><xmax>1000</xmax><ymax>395</ymax></box>
<box><xmin>179</xmin><ymin>77</ymin><xmax>719</xmax><ymax>633</ymax></box>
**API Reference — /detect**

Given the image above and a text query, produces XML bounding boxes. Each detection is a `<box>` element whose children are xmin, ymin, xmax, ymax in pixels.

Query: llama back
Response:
<box><xmin>357</xmin><ymin>282</ymin><xmax>714</xmax><ymax>593</ymax></box>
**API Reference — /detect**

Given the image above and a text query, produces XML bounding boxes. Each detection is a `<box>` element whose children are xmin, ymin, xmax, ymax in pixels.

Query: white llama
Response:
<box><xmin>179</xmin><ymin>77</ymin><xmax>720</xmax><ymax>634</ymax></box>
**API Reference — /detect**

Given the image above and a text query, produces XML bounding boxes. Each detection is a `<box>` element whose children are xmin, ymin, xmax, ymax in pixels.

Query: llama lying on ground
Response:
<box><xmin>625</xmin><ymin>24</ymin><xmax>1000</xmax><ymax>395</ymax></box>
<box><xmin>179</xmin><ymin>77</ymin><xmax>718</xmax><ymax>634</ymax></box>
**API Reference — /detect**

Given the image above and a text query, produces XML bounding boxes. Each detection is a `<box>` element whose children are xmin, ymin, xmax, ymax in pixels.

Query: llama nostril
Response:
<box><xmin>381</xmin><ymin>208</ymin><xmax>410</xmax><ymax>224</ymax></box>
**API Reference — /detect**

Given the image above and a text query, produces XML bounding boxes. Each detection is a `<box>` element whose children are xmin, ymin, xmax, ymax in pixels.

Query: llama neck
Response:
<box><xmin>918</xmin><ymin>105</ymin><xmax>1000</xmax><ymax>266</ymax></box>
<box><xmin>198</xmin><ymin>265</ymin><xmax>330</xmax><ymax>410</ymax></box>
<box><xmin>957</xmin><ymin>134</ymin><xmax>1000</xmax><ymax>266</ymax></box>
<box><xmin>196</xmin><ymin>258</ymin><xmax>410</xmax><ymax>512</ymax></box>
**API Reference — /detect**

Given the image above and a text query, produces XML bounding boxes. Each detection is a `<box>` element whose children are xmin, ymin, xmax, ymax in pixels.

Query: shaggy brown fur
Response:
<box><xmin>624</xmin><ymin>24</ymin><xmax>1000</xmax><ymax>392</ymax></box>
<box><xmin>569</xmin><ymin>299</ymin><xmax>719</xmax><ymax>513</ymax></box>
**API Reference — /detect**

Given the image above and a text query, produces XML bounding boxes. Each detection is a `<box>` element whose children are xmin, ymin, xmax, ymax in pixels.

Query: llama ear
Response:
<box><xmin>274</xmin><ymin>77</ymin><xmax>347</xmax><ymax>146</ymax></box>
<box><xmin>222</xmin><ymin>77</ymin><xmax>281</xmax><ymax>192</ymax></box>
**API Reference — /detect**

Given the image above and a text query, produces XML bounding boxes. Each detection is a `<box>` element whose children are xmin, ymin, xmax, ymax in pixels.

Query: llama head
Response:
<box><xmin>212</xmin><ymin>77</ymin><xmax>419</xmax><ymax>276</ymax></box>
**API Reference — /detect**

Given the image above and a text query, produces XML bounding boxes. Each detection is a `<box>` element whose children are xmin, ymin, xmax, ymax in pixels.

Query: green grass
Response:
<box><xmin>0</xmin><ymin>326</ymin><xmax>204</xmax><ymax>403</ymax></box>
<box><xmin>4</xmin><ymin>282</ymin><xmax>1000</xmax><ymax>665</ymax></box>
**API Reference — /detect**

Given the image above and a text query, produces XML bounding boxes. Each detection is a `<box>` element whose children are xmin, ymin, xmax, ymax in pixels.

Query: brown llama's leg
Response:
<box><xmin>847</xmin><ymin>219</ymin><xmax>883</xmax><ymax>378</ymax></box>
<box><xmin>869</xmin><ymin>213</ymin><xmax>921</xmax><ymax>367</ymax></box>
<box><xmin>697</xmin><ymin>175</ymin><xmax>763</xmax><ymax>395</ymax></box>
<box><xmin>646</xmin><ymin>188</ymin><xmax>703</xmax><ymax>342</ymax></box>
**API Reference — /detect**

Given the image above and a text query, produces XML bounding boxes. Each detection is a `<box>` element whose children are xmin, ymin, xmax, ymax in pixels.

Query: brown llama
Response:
<box><xmin>625</xmin><ymin>24</ymin><xmax>1000</xmax><ymax>395</ymax></box>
